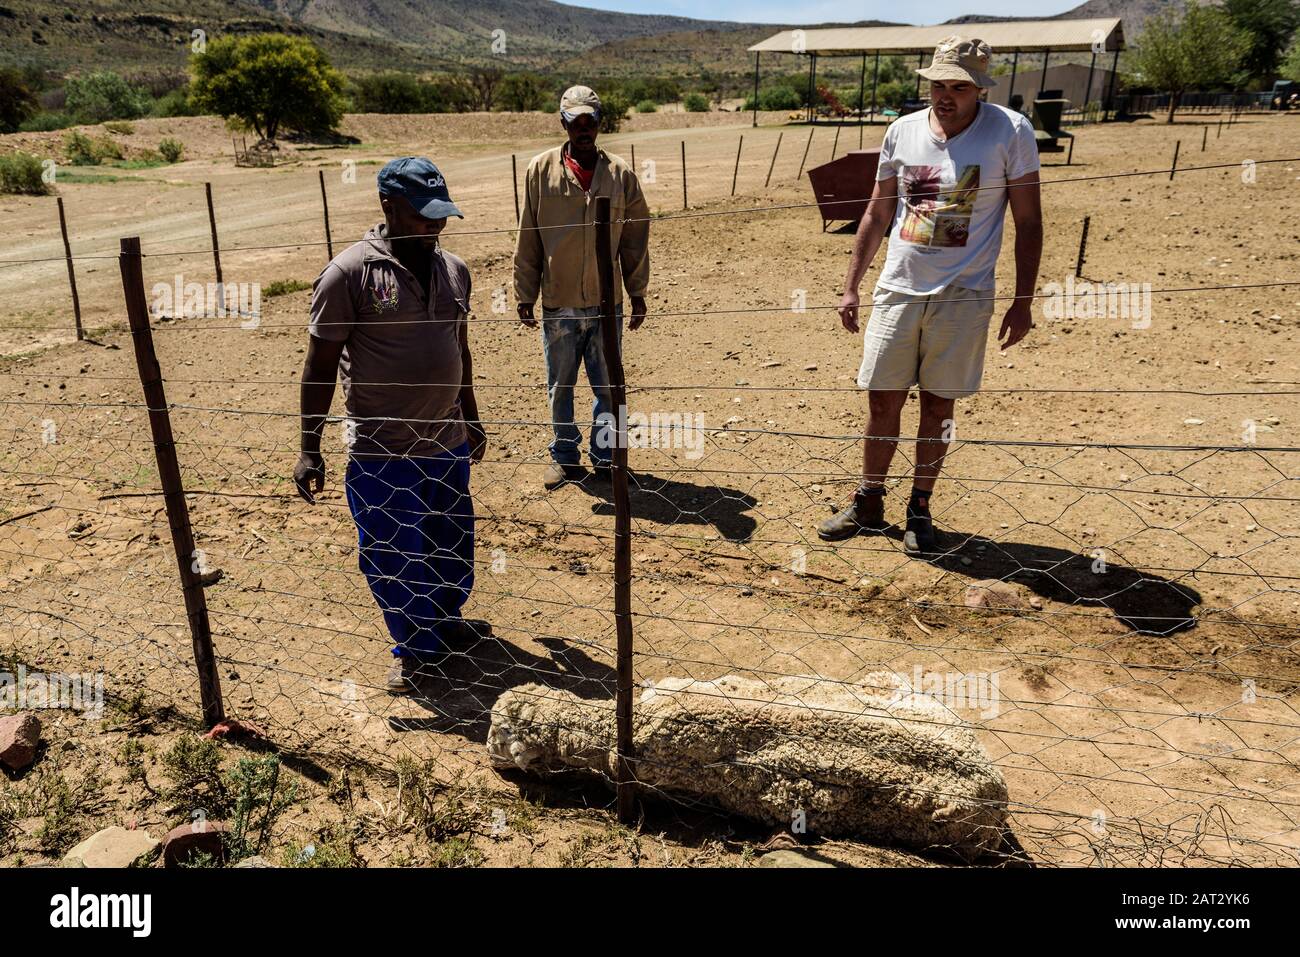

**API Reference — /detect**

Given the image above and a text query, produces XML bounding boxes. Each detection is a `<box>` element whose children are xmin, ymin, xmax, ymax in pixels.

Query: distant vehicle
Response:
<box><xmin>1271</xmin><ymin>79</ymin><xmax>1295</xmax><ymax>110</ymax></box>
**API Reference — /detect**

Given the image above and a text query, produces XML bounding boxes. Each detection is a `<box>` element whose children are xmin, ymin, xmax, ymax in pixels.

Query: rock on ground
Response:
<box><xmin>0</xmin><ymin>712</ymin><xmax>41</xmax><ymax>771</ymax></box>
<box><xmin>963</xmin><ymin>579</ymin><xmax>1026</xmax><ymax>613</ymax></box>
<box><xmin>757</xmin><ymin>849</ymin><xmax>836</xmax><ymax>868</ymax></box>
<box><xmin>160</xmin><ymin>821</ymin><xmax>228</xmax><ymax>868</ymax></box>
<box><xmin>488</xmin><ymin>673</ymin><xmax>1009</xmax><ymax>862</ymax></box>
<box><xmin>63</xmin><ymin>826</ymin><xmax>159</xmax><ymax>868</ymax></box>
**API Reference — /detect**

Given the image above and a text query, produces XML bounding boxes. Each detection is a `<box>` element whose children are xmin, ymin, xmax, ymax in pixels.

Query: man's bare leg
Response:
<box><xmin>903</xmin><ymin>391</ymin><xmax>955</xmax><ymax>554</ymax></box>
<box><xmin>817</xmin><ymin>390</ymin><xmax>907</xmax><ymax>541</ymax></box>
<box><xmin>863</xmin><ymin>389</ymin><xmax>908</xmax><ymax>487</ymax></box>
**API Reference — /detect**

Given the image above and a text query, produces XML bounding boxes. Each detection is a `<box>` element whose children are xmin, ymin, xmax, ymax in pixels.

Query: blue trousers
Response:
<box><xmin>542</xmin><ymin>307</ymin><xmax>622</xmax><ymax>466</ymax></box>
<box><xmin>344</xmin><ymin>444</ymin><xmax>474</xmax><ymax>659</ymax></box>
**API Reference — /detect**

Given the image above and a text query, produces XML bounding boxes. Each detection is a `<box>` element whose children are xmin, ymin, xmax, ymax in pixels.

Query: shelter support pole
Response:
<box><xmin>869</xmin><ymin>52</ymin><xmax>880</xmax><ymax>123</ymax></box>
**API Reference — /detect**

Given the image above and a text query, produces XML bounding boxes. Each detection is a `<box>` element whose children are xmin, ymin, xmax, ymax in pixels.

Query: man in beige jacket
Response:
<box><xmin>514</xmin><ymin>85</ymin><xmax>651</xmax><ymax>489</ymax></box>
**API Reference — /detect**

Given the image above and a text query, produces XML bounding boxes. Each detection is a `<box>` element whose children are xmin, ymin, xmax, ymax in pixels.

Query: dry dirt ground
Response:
<box><xmin>1</xmin><ymin>109</ymin><xmax>1298</xmax><ymax>868</ymax></box>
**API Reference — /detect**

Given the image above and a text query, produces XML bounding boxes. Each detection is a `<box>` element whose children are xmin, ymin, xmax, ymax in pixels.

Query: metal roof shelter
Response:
<box><xmin>745</xmin><ymin>18</ymin><xmax>1126</xmax><ymax>125</ymax></box>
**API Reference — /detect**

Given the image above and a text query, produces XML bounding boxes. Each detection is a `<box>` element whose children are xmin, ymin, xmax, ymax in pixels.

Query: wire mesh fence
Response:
<box><xmin>2</xmin><ymin>136</ymin><xmax>1298</xmax><ymax>867</ymax></box>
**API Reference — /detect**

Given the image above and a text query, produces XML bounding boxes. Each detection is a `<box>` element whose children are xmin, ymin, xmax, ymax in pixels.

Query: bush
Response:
<box><xmin>103</xmin><ymin>120</ymin><xmax>135</xmax><ymax>135</ymax></box>
<box><xmin>498</xmin><ymin>72</ymin><xmax>551</xmax><ymax>112</ymax></box>
<box><xmin>63</xmin><ymin>130</ymin><xmax>123</xmax><ymax>166</ymax></box>
<box><xmin>350</xmin><ymin>72</ymin><xmax>428</xmax><ymax>113</ymax></box>
<box><xmin>635</xmin><ymin>99</ymin><xmax>657</xmax><ymax>113</ymax></box>
<box><xmin>264</xmin><ymin>278</ymin><xmax>310</xmax><ymax>297</ymax></box>
<box><xmin>683</xmin><ymin>92</ymin><xmax>710</xmax><ymax>112</ymax></box>
<box><xmin>598</xmin><ymin>91</ymin><xmax>631</xmax><ymax>133</ymax></box>
<box><xmin>18</xmin><ymin>111</ymin><xmax>73</xmax><ymax>132</ymax></box>
<box><xmin>746</xmin><ymin>86</ymin><xmax>802</xmax><ymax>111</ymax></box>
<box><xmin>151</xmin><ymin>86</ymin><xmax>200</xmax><ymax>117</ymax></box>
<box><xmin>65</xmin><ymin>71</ymin><xmax>150</xmax><ymax>124</ymax></box>
<box><xmin>158</xmin><ymin>138</ymin><xmax>184</xmax><ymax>163</ymax></box>
<box><xmin>0</xmin><ymin>67</ymin><xmax>40</xmax><ymax>133</ymax></box>
<box><xmin>0</xmin><ymin>152</ymin><xmax>50</xmax><ymax>195</ymax></box>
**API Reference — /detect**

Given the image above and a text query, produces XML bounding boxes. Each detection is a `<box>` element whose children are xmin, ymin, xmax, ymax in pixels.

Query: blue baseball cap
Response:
<box><xmin>377</xmin><ymin>157</ymin><xmax>464</xmax><ymax>220</ymax></box>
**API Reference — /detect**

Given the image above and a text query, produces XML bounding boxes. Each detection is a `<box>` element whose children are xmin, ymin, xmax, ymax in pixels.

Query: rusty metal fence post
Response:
<box><xmin>593</xmin><ymin>196</ymin><xmax>636</xmax><ymax>824</ymax></box>
<box><xmin>119</xmin><ymin>236</ymin><xmax>226</xmax><ymax>728</ymax></box>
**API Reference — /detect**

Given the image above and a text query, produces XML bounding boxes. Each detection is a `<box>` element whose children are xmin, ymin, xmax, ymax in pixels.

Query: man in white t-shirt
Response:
<box><xmin>818</xmin><ymin>36</ymin><xmax>1042</xmax><ymax>555</ymax></box>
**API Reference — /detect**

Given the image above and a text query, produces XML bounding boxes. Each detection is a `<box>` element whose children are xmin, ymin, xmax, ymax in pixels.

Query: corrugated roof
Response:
<box><xmin>748</xmin><ymin>19</ymin><xmax>1124</xmax><ymax>55</ymax></box>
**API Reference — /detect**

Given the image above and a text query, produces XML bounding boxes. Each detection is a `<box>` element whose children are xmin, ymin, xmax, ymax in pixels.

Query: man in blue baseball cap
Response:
<box><xmin>295</xmin><ymin>156</ymin><xmax>491</xmax><ymax>696</ymax></box>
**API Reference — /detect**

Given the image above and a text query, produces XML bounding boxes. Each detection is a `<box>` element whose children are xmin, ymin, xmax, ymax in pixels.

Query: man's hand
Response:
<box><xmin>294</xmin><ymin>451</ymin><xmax>325</xmax><ymax>504</ymax></box>
<box><xmin>518</xmin><ymin>302</ymin><xmax>537</xmax><ymax>327</ymax></box>
<box><xmin>628</xmin><ymin>296</ymin><xmax>647</xmax><ymax>331</ymax></box>
<box><xmin>838</xmin><ymin>288</ymin><xmax>861</xmax><ymax>333</ymax></box>
<box><xmin>998</xmin><ymin>298</ymin><xmax>1033</xmax><ymax>351</ymax></box>
<box><xmin>466</xmin><ymin>420</ymin><xmax>487</xmax><ymax>464</ymax></box>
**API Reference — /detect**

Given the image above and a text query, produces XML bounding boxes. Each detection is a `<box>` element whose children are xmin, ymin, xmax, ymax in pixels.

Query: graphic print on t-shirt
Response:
<box><xmin>898</xmin><ymin>164</ymin><xmax>980</xmax><ymax>248</ymax></box>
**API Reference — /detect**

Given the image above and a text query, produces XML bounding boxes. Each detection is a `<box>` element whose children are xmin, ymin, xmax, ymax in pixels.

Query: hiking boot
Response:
<box><xmin>543</xmin><ymin>462</ymin><xmax>585</xmax><ymax>490</ymax></box>
<box><xmin>386</xmin><ymin>655</ymin><xmax>435</xmax><ymax>695</ymax></box>
<box><xmin>903</xmin><ymin>496</ymin><xmax>938</xmax><ymax>556</ymax></box>
<box><xmin>816</xmin><ymin>486</ymin><xmax>889</xmax><ymax>542</ymax></box>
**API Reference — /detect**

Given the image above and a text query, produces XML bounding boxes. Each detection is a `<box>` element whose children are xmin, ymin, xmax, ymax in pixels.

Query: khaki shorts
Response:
<box><xmin>856</xmin><ymin>285</ymin><xmax>995</xmax><ymax>399</ymax></box>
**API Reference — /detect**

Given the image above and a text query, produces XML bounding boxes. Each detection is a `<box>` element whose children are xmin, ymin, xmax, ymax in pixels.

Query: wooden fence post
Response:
<box><xmin>797</xmin><ymin>128</ymin><xmax>814</xmax><ymax>180</ymax></box>
<box><xmin>57</xmin><ymin>197</ymin><xmax>83</xmax><ymax>341</ymax></box>
<box><xmin>511</xmin><ymin>154</ymin><xmax>520</xmax><ymax>225</ymax></box>
<box><xmin>204</xmin><ymin>182</ymin><xmax>222</xmax><ymax>287</ymax></box>
<box><xmin>680</xmin><ymin>140</ymin><xmax>687</xmax><ymax>210</ymax></box>
<box><xmin>1075</xmin><ymin>215</ymin><xmax>1090</xmax><ymax>278</ymax></box>
<box><xmin>731</xmin><ymin>135</ymin><xmax>743</xmax><ymax>197</ymax></box>
<box><xmin>592</xmin><ymin>197</ymin><xmax>636</xmax><ymax>824</ymax></box>
<box><xmin>318</xmin><ymin>169</ymin><xmax>334</xmax><ymax>262</ymax></box>
<box><xmin>765</xmin><ymin>132</ymin><xmax>783</xmax><ymax>188</ymax></box>
<box><xmin>119</xmin><ymin>236</ymin><xmax>225</xmax><ymax>728</ymax></box>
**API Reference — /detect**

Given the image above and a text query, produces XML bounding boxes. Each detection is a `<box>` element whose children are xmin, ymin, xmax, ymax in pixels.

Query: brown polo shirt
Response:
<box><xmin>309</xmin><ymin>223</ymin><xmax>470</xmax><ymax>458</ymax></box>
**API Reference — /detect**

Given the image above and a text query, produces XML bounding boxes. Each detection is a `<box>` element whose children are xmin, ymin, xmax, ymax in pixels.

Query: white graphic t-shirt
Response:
<box><xmin>875</xmin><ymin>103</ymin><xmax>1039</xmax><ymax>295</ymax></box>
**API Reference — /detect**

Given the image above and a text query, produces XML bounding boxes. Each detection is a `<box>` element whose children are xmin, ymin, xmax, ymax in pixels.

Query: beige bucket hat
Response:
<box><xmin>917</xmin><ymin>36</ymin><xmax>997</xmax><ymax>88</ymax></box>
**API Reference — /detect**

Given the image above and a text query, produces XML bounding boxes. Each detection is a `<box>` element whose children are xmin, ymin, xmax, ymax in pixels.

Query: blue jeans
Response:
<box><xmin>541</xmin><ymin>306</ymin><xmax>623</xmax><ymax>466</ymax></box>
<box><xmin>344</xmin><ymin>444</ymin><xmax>474</xmax><ymax>659</ymax></box>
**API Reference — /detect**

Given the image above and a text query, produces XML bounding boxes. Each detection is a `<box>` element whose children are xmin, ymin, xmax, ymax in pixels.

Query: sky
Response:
<box><xmin>562</xmin><ymin>0</ymin><xmax>1082</xmax><ymax>26</ymax></box>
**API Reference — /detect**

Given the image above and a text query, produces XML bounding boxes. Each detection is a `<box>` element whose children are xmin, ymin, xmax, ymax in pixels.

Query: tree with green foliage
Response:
<box><xmin>683</xmin><ymin>92</ymin><xmax>710</xmax><ymax>112</ymax></box>
<box><xmin>499</xmin><ymin>72</ymin><xmax>551</xmax><ymax>112</ymax></box>
<box><xmin>0</xmin><ymin>68</ymin><xmax>39</xmax><ymax>133</ymax></box>
<box><xmin>1222</xmin><ymin>0</ymin><xmax>1300</xmax><ymax>85</ymax></box>
<box><xmin>65</xmin><ymin>71</ymin><xmax>151</xmax><ymax>124</ymax></box>
<box><xmin>351</xmin><ymin>72</ymin><xmax>429</xmax><ymax>113</ymax></box>
<box><xmin>1132</xmin><ymin>1</ymin><xmax>1251</xmax><ymax>122</ymax></box>
<box><xmin>1283</xmin><ymin>34</ymin><xmax>1300</xmax><ymax>81</ymax></box>
<box><xmin>598</xmin><ymin>90</ymin><xmax>631</xmax><ymax>132</ymax></box>
<box><xmin>190</xmin><ymin>34</ymin><xmax>345</xmax><ymax>144</ymax></box>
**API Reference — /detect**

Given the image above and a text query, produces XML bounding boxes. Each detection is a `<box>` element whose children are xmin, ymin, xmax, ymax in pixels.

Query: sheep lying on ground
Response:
<box><xmin>488</xmin><ymin>673</ymin><xmax>1010</xmax><ymax>862</ymax></box>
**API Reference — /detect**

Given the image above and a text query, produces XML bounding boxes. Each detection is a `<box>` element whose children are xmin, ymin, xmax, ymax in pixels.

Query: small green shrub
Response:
<box><xmin>0</xmin><ymin>152</ymin><xmax>50</xmax><ymax>195</ymax></box>
<box><xmin>635</xmin><ymin>99</ymin><xmax>657</xmax><ymax>113</ymax></box>
<box><xmin>63</xmin><ymin>130</ymin><xmax>124</xmax><ymax>166</ymax></box>
<box><xmin>683</xmin><ymin>92</ymin><xmax>710</xmax><ymax>113</ymax></box>
<box><xmin>160</xmin><ymin>733</ymin><xmax>230</xmax><ymax>815</ymax></box>
<box><xmin>103</xmin><ymin>120</ymin><xmax>135</xmax><ymax>135</ymax></box>
<box><xmin>158</xmin><ymin>138</ymin><xmax>184</xmax><ymax>163</ymax></box>
<box><xmin>19</xmin><ymin>112</ymin><xmax>74</xmax><ymax>132</ymax></box>
<box><xmin>226</xmin><ymin>755</ymin><xmax>298</xmax><ymax>861</ymax></box>
<box><xmin>264</xmin><ymin>279</ymin><xmax>310</xmax><ymax>297</ymax></box>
